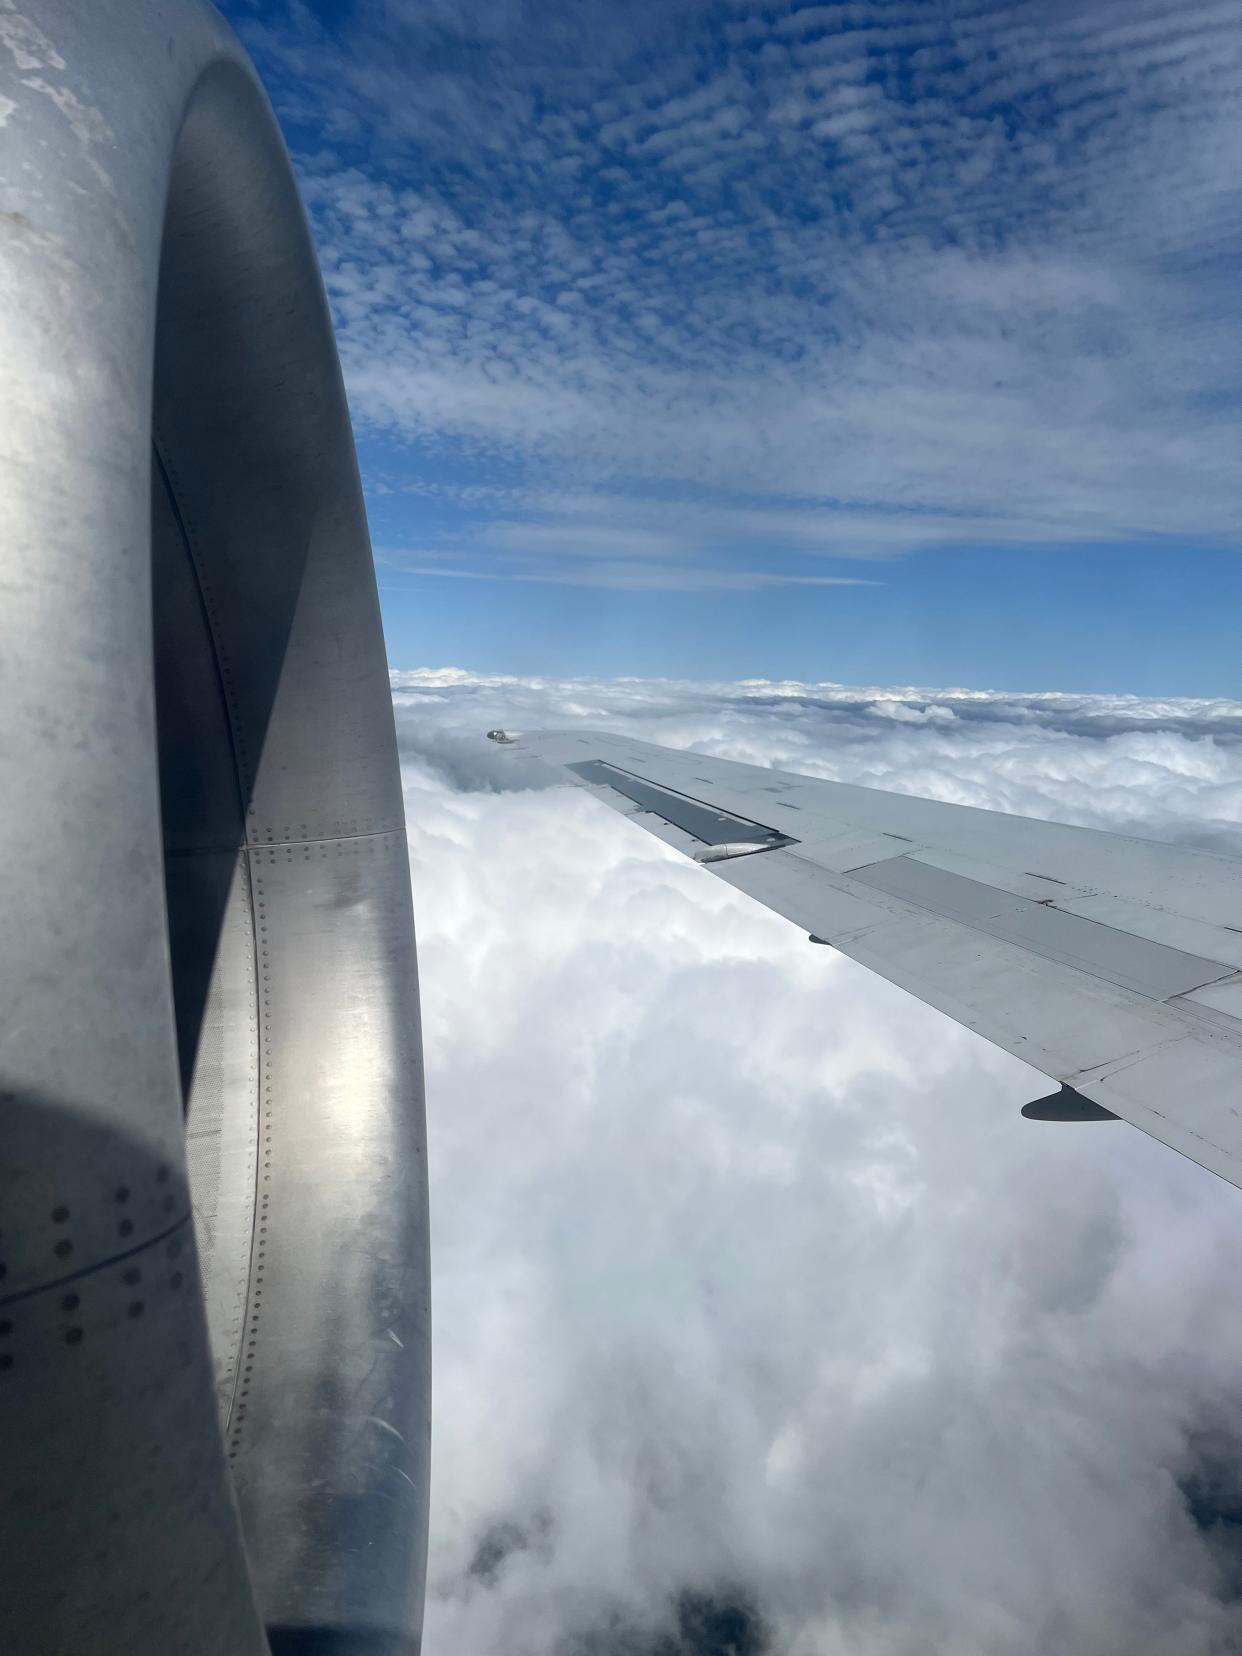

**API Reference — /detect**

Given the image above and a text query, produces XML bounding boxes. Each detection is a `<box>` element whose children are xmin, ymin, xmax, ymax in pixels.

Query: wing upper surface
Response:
<box><xmin>510</xmin><ymin>728</ymin><xmax>1242</xmax><ymax>1191</ymax></box>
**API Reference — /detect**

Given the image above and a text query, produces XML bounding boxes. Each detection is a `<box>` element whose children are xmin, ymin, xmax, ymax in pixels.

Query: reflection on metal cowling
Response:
<box><xmin>0</xmin><ymin>5</ymin><xmax>429</xmax><ymax>1654</ymax></box>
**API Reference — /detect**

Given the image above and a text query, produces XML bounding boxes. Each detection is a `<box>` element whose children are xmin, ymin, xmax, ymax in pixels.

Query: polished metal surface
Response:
<box><xmin>1</xmin><ymin>4</ymin><xmax>428</xmax><ymax>1652</ymax></box>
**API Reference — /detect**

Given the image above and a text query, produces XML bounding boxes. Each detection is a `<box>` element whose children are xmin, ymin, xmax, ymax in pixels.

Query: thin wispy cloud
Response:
<box><xmin>379</xmin><ymin>549</ymin><xmax>880</xmax><ymax>592</ymax></box>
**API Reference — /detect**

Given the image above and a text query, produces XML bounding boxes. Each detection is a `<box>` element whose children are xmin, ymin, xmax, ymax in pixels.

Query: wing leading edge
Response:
<box><xmin>501</xmin><ymin>729</ymin><xmax>1242</xmax><ymax>1192</ymax></box>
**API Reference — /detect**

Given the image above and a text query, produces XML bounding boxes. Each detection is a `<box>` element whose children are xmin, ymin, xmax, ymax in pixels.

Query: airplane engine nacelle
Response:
<box><xmin>0</xmin><ymin>5</ymin><xmax>430</xmax><ymax>1652</ymax></box>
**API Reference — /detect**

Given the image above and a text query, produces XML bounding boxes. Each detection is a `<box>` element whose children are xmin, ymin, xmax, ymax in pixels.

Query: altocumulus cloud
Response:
<box><xmin>227</xmin><ymin>0</ymin><xmax>1242</xmax><ymax>588</ymax></box>
<box><xmin>396</xmin><ymin>670</ymin><xmax>1242</xmax><ymax>1656</ymax></box>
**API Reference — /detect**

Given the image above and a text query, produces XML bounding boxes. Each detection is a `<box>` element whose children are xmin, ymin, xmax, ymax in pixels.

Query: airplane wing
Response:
<box><xmin>505</xmin><ymin>728</ymin><xmax>1242</xmax><ymax>1191</ymax></box>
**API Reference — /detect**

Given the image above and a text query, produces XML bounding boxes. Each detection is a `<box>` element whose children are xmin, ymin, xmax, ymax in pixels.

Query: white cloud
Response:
<box><xmin>234</xmin><ymin>0</ymin><xmax>1242</xmax><ymax>584</ymax></box>
<box><xmin>391</xmin><ymin>669</ymin><xmax>1242</xmax><ymax>1655</ymax></box>
<box><xmin>378</xmin><ymin>544</ymin><xmax>878</xmax><ymax>591</ymax></box>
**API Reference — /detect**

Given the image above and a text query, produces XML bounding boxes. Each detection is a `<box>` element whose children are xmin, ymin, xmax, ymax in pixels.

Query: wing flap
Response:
<box><xmin>722</xmin><ymin>848</ymin><xmax>1242</xmax><ymax>1181</ymax></box>
<box><xmin>1073</xmin><ymin>1037</ymin><xmax>1242</xmax><ymax>1186</ymax></box>
<box><xmin>566</xmin><ymin>758</ymin><xmax>790</xmax><ymax>848</ymax></box>
<box><xmin>511</xmin><ymin>728</ymin><xmax>1242</xmax><ymax>1188</ymax></box>
<box><xmin>842</xmin><ymin>853</ymin><xmax>1231</xmax><ymax>1001</ymax></box>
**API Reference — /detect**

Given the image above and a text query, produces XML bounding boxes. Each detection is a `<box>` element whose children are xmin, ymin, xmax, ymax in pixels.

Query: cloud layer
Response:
<box><xmin>394</xmin><ymin>669</ymin><xmax>1242</xmax><ymax>1656</ymax></box>
<box><xmin>231</xmin><ymin>0</ymin><xmax>1242</xmax><ymax>587</ymax></box>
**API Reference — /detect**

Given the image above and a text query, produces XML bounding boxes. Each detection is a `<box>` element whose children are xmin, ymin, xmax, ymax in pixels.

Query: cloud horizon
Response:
<box><xmin>392</xmin><ymin>667</ymin><xmax>1242</xmax><ymax>1656</ymax></box>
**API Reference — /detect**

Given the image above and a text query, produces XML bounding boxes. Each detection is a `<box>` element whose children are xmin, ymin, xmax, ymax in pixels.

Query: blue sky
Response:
<box><xmin>221</xmin><ymin>0</ymin><xmax>1242</xmax><ymax>695</ymax></box>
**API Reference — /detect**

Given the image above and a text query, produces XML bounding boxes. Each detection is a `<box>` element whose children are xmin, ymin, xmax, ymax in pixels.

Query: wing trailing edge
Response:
<box><xmin>506</xmin><ymin>728</ymin><xmax>1242</xmax><ymax>1192</ymax></box>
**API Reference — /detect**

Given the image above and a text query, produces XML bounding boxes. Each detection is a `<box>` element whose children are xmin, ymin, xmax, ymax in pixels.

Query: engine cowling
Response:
<box><xmin>0</xmin><ymin>5</ymin><xmax>429</xmax><ymax>1652</ymax></box>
